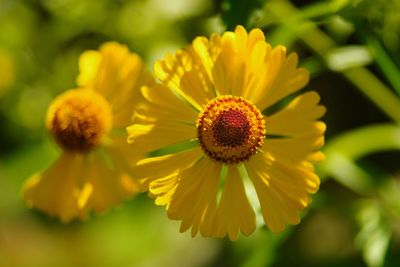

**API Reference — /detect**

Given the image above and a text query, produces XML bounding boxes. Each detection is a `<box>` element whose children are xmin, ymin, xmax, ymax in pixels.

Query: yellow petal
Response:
<box><xmin>82</xmin><ymin>153</ymin><xmax>139</xmax><ymax>213</ymax></box>
<box><xmin>212</xmin><ymin>31</ymin><xmax>245</xmax><ymax>96</ymax></box>
<box><xmin>76</xmin><ymin>50</ymin><xmax>102</xmax><ymax>87</ymax></box>
<box><xmin>103</xmin><ymin>134</ymin><xmax>143</xmax><ymax>190</ymax></box>
<box><xmin>77</xmin><ymin>182</ymin><xmax>93</xmax><ymax>209</ymax></box>
<box><xmin>126</xmin><ymin>124</ymin><xmax>154</xmax><ymax>140</ymax></box>
<box><xmin>212</xmin><ymin>26</ymin><xmax>267</xmax><ymax>98</ymax></box>
<box><xmin>240</xmin><ymin>41</ymin><xmax>271</xmax><ymax>99</ymax></box>
<box><xmin>140</xmin><ymin>84</ymin><xmax>198</xmax><ymax>123</ymax></box>
<box><xmin>135</xmin><ymin>147</ymin><xmax>202</xmax><ymax>188</ymax></box>
<box><xmin>127</xmin><ymin>119</ymin><xmax>196</xmax><ymax>155</ymax></box>
<box><xmin>212</xmin><ymin>165</ymin><xmax>256</xmax><ymax>240</ymax></box>
<box><xmin>246</xmin><ymin>151</ymin><xmax>320</xmax><ymax>232</ymax></box>
<box><xmin>107</xmin><ymin>54</ymin><xmax>154</xmax><ymax>127</ymax></box>
<box><xmin>22</xmin><ymin>152</ymin><xmax>85</xmax><ymax>222</ymax></box>
<box><xmin>265</xmin><ymin>135</ymin><xmax>325</xmax><ymax>164</ymax></box>
<box><xmin>77</xmin><ymin>42</ymin><xmax>153</xmax><ymax>127</ymax></box>
<box><xmin>188</xmin><ymin>36</ymin><xmax>219</xmax><ymax>90</ymax></box>
<box><xmin>150</xmin><ymin>173</ymin><xmax>180</xmax><ymax>207</ymax></box>
<box><xmin>265</xmin><ymin>91</ymin><xmax>326</xmax><ymax>137</ymax></box>
<box><xmin>154</xmin><ymin>50</ymin><xmax>212</xmax><ymax>111</ymax></box>
<box><xmin>166</xmin><ymin>157</ymin><xmax>221</xmax><ymax>237</ymax></box>
<box><xmin>234</xmin><ymin>26</ymin><xmax>266</xmax><ymax>52</ymax></box>
<box><xmin>247</xmin><ymin>27</ymin><xmax>266</xmax><ymax>48</ymax></box>
<box><xmin>251</xmin><ymin>50</ymin><xmax>310</xmax><ymax>110</ymax></box>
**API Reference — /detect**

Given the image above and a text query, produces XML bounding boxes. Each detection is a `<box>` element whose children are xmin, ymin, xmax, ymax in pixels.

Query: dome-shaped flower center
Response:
<box><xmin>46</xmin><ymin>89</ymin><xmax>112</xmax><ymax>153</ymax></box>
<box><xmin>197</xmin><ymin>96</ymin><xmax>265</xmax><ymax>164</ymax></box>
<box><xmin>213</xmin><ymin>110</ymin><xmax>250</xmax><ymax>147</ymax></box>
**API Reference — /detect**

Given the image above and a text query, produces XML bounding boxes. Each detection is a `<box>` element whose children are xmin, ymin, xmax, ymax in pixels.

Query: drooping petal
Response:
<box><xmin>103</xmin><ymin>134</ymin><xmax>143</xmax><ymax>190</ymax></box>
<box><xmin>135</xmin><ymin>147</ymin><xmax>202</xmax><ymax>189</ymax></box>
<box><xmin>127</xmin><ymin>85</ymin><xmax>198</xmax><ymax>156</ymax></box>
<box><xmin>81</xmin><ymin>153</ymin><xmax>140</xmax><ymax>213</ymax></box>
<box><xmin>166</xmin><ymin>157</ymin><xmax>221</xmax><ymax>237</ymax></box>
<box><xmin>23</xmin><ymin>152</ymin><xmax>85</xmax><ymax>222</ymax></box>
<box><xmin>245</xmin><ymin>151</ymin><xmax>319</xmax><ymax>232</ymax></box>
<box><xmin>211</xmin><ymin>165</ymin><xmax>256</xmax><ymax>240</ymax></box>
<box><xmin>126</xmin><ymin>119</ymin><xmax>196</xmax><ymax>155</ymax></box>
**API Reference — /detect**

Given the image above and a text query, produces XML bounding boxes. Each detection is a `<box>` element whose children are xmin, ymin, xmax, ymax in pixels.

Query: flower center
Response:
<box><xmin>197</xmin><ymin>96</ymin><xmax>265</xmax><ymax>164</ymax></box>
<box><xmin>213</xmin><ymin>110</ymin><xmax>250</xmax><ymax>147</ymax></box>
<box><xmin>46</xmin><ymin>89</ymin><xmax>112</xmax><ymax>153</ymax></box>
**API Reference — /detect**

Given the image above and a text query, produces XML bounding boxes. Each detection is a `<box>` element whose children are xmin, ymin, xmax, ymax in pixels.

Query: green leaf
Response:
<box><xmin>355</xmin><ymin>200</ymin><xmax>391</xmax><ymax>267</ymax></box>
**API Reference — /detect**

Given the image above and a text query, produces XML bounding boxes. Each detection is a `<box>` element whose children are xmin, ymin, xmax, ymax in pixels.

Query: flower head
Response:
<box><xmin>23</xmin><ymin>42</ymin><xmax>153</xmax><ymax>222</ymax></box>
<box><xmin>128</xmin><ymin>26</ymin><xmax>326</xmax><ymax>240</ymax></box>
<box><xmin>46</xmin><ymin>89</ymin><xmax>112</xmax><ymax>152</ymax></box>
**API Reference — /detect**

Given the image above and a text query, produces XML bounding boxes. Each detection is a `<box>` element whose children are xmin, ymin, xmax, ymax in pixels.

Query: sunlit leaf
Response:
<box><xmin>355</xmin><ymin>200</ymin><xmax>391</xmax><ymax>267</ymax></box>
<box><xmin>325</xmin><ymin>45</ymin><xmax>373</xmax><ymax>71</ymax></box>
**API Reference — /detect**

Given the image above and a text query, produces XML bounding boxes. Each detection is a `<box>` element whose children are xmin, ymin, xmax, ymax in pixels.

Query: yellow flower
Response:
<box><xmin>23</xmin><ymin>42</ymin><xmax>154</xmax><ymax>222</ymax></box>
<box><xmin>127</xmin><ymin>26</ymin><xmax>326</xmax><ymax>240</ymax></box>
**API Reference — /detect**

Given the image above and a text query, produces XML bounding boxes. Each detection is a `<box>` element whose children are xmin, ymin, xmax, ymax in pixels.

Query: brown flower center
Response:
<box><xmin>46</xmin><ymin>89</ymin><xmax>112</xmax><ymax>153</ymax></box>
<box><xmin>213</xmin><ymin>110</ymin><xmax>250</xmax><ymax>147</ymax></box>
<box><xmin>197</xmin><ymin>96</ymin><xmax>265</xmax><ymax>164</ymax></box>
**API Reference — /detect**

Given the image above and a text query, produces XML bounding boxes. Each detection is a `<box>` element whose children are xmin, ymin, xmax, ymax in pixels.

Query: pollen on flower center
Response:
<box><xmin>213</xmin><ymin>110</ymin><xmax>250</xmax><ymax>147</ymax></box>
<box><xmin>197</xmin><ymin>96</ymin><xmax>265</xmax><ymax>164</ymax></box>
<box><xmin>46</xmin><ymin>89</ymin><xmax>112</xmax><ymax>153</ymax></box>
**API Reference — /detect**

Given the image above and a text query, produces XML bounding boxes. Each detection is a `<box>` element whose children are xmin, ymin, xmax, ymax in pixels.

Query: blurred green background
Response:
<box><xmin>1</xmin><ymin>0</ymin><xmax>400</xmax><ymax>266</ymax></box>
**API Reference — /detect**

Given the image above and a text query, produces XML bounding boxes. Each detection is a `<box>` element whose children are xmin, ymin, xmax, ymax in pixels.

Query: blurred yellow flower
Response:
<box><xmin>127</xmin><ymin>26</ymin><xmax>326</xmax><ymax>240</ymax></box>
<box><xmin>0</xmin><ymin>49</ymin><xmax>15</xmax><ymax>96</ymax></box>
<box><xmin>23</xmin><ymin>42</ymin><xmax>154</xmax><ymax>222</ymax></box>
